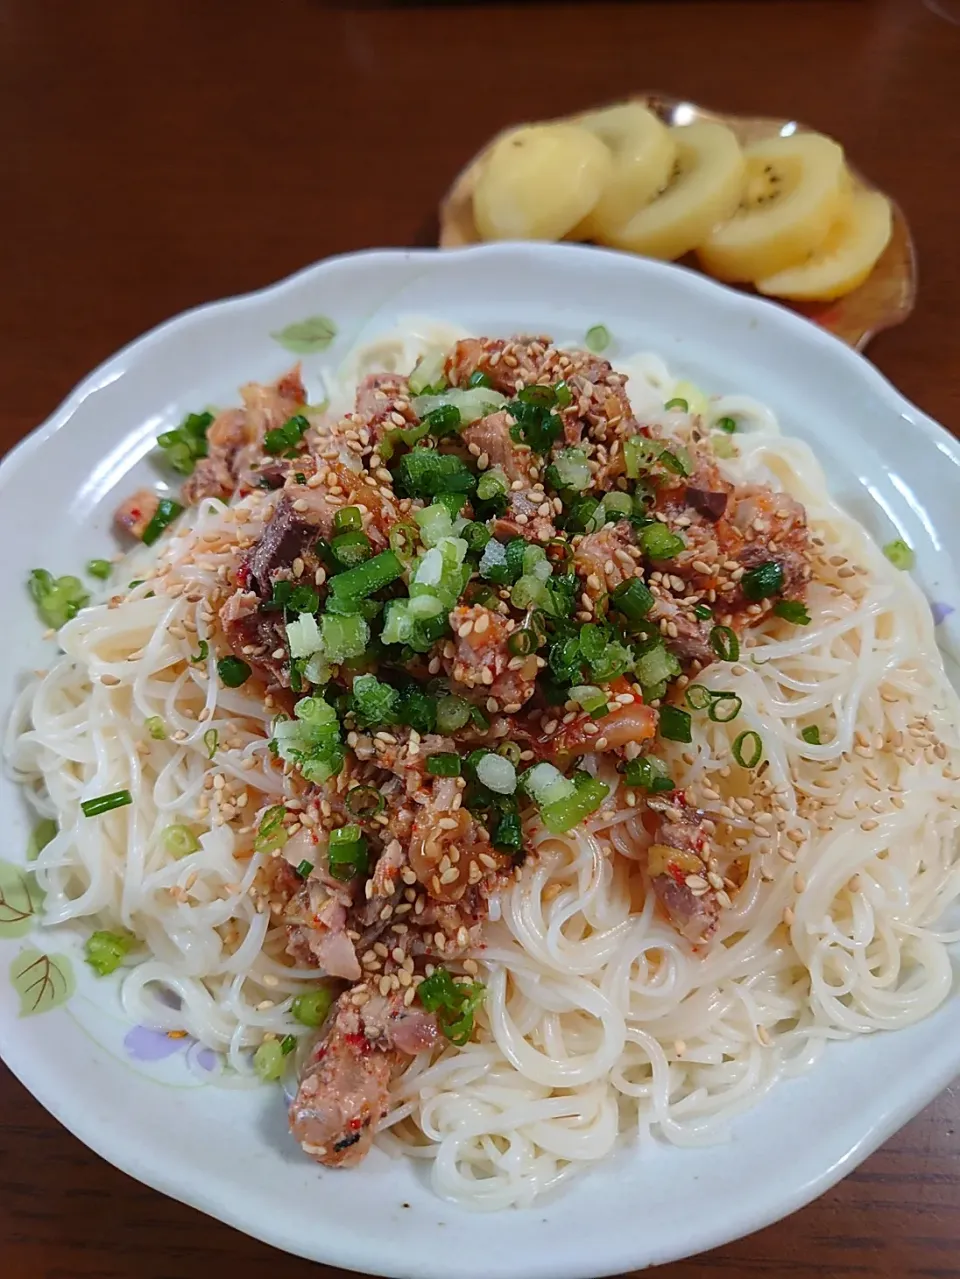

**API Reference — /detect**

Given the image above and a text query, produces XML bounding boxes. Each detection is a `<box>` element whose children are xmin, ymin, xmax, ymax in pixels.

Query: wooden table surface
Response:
<box><xmin>2</xmin><ymin>1</ymin><xmax>960</xmax><ymax>1275</ymax></box>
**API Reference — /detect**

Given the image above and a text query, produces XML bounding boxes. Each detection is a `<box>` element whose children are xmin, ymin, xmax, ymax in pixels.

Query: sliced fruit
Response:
<box><xmin>755</xmin><ymin>190</ymin><xmax>893</xmax><ymax>301</ymax></box>
<box><xmin>474</xmin><ymin>124</ymin><xmax>612</xmax><ymax>241</ymax></box>
<box><xmin>598</xmin><ymin>121</ymin><xmax>745</xmax><ymax>261</ymax></box>
<box><xmin>573</xmin><ymin>103</ymin><xmax>678</xmax><ymax>239</ymax></box>
<box><xmin>697</xmin><ymin>132</ymin><xmax>848</xmax><ymax>282</ymax></box>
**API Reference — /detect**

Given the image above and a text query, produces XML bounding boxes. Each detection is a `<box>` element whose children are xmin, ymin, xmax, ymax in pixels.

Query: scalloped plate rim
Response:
<box><xmin>0</xmin><ymin>243</ymin><xmax>957</xmax><ymax>1279</ymax></box>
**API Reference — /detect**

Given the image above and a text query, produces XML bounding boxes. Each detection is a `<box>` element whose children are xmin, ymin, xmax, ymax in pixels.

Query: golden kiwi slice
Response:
<box><xmin>599</xmin><ymin>121</ymin><xmax>745</xmax><ymax>261</ymax></box>
<box><xmin>473</xmin><ymin>124</ymin><xmax>612</xmax><ymax>241</ymax></box>
<box><xmin>573</xmin><ymin>103</ymin><xmax>678</xmax><ymax>240</ymax></box>
<box><xmin>756</xmin><ymin>190</ymin><xmax>893</xmax><ymax>301</ymax></box>
<box><xmin>697</xmin><ymin>132</ymin><xmax>848</xmax><ymax>282</ymax></box>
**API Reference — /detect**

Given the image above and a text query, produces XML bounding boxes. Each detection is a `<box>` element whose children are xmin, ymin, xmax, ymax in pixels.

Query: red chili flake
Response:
<box><xmin>236</xmin><ymin>561</ymin><xmax>251</xmax><ymax>589</ymax></box>
<box><xmin>666</xmin><ymin>862</ymin><xmax>687</xmax><ymax>887</ymax></box>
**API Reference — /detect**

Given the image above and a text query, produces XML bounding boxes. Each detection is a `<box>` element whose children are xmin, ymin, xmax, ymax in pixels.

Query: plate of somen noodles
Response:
<box><xmin>2</xmin><ymin>243</ymin><xmax>959</xmax><ymax>1277</ymax></box>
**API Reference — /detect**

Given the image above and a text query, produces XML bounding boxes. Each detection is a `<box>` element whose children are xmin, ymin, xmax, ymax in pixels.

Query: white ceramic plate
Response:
<box><xmin>1</xmin><ymin>245</ymin><xmax>959</xmax><ymax>1278</ymax></box>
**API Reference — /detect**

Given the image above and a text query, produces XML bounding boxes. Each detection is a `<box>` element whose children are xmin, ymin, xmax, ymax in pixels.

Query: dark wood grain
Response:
<box><xmin>2</xmin><ymin>1</ymin><xmax>959</xmax><ymax>1276</ymax></box>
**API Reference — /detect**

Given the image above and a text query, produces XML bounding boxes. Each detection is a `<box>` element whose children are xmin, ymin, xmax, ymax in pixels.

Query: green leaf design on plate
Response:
<box><xmin>11</xmin><ymin>947</ymin><xmax>75</xmax><ymax>1016</ymax></box>
<box><xmin>26</xmin><ymin>818</ymin><xmax>57</xmax><ymax>862</ymax></box>
<box><xmin>0</xmin><ymin>860</ymin><xmax>44</xmax><ymax>939</ymax></box>
<box><xmin>271</xmin><ymin>315</ymin><xmax>337</xmax><ymax>355</ymax></box>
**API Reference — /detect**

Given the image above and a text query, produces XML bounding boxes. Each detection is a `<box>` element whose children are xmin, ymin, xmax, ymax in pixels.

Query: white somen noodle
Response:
<box><xmin>8</xmin><ymin>323</ymin><xmax>960</xmax><ymax>1207</ymax></box>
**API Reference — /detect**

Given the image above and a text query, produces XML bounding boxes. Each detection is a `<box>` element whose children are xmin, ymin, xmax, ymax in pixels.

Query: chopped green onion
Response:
<box><xmin>659</xmin><ymin>705</ymin><xmax>692</xmax><ymax>743</ymax></box>
<box><xmin>622</xmin><ymin>756</ymin><xmax>673</xmax><ymax>792</ymax></box>
<box><xmin>86</xmin><ymin>558</ymin><xmax>113</xmax><ymax>580</ymax></box>
<box><xmin>84</xmin><ymin>929</ymin><xmax>136</xmax><ymax>977</ymax></box>
<box><xmin>540</xmin><ymin>776</ymin><xmax>609</xmax><ymax>834</ymax></box>
<box><xmin>191</xmin><ymin>639</ymin><xmax>209</xmax><ymax>664</ymax></box>
<box><xmin>296</xmin><ymin>859</ymin><xmax>314</xmax><ymax>878</ymax></box>
<box><xmin>497</xmin><ymin>740</ymin><xmax>522</xmax><ymax>765</ymax></box>
<box><xmin>280</xmin><ymin>1034</ymin><xmax>297</xmax><ymax>1055</ymax></box>
<box><xmin>563</xmin><ymin>495</ymin><xmax>601</xmax><ymax>533</ymax></box>
<box><xmin>327</xmin><ymin>824</ymin><xmax>368</xmax><ymax>881</ymax></box>
<box><xmin>685</xmin><ymin>684</ymin><xmax>713</xmax><ymax>711</ymax></box>
<box><xmin>395</xmin><ymin>447</ymin><xmax>477</xmax><ymax>500</ymax></box>
<box><xmin>516</xmin><ymin>384</ymin><xmax>556</xmax><ymax>409</ymax></box>
<box><xmin>569</xmin><ymin>684</ymin><xmax>609</xmax><ymax>716</ymax></box>
<box><xmin>145</xmin><ymin>716</ymin><xmax>166</xmax><ymax>740</ymax></box>
<box><xmin>417</xmin><ymin>966</ymin><xmax>486</xmax><ymax>1046</ymax></box>
<box><xmin>710</xmin><ymin>625</ymin><xmax>739</xmax><ymax>662</ymax></box>
<box><xmin>331</xmin><ymin>530</ymin><xmax>372</xmax><ymax>568</ymax></box>
<box><xmin>469</xmin><ymin>704</ymin><xmax>489</xmax><ymax>731</ymax></box>
<box><xmin>388</xmin><ymin>521</ymin><xmax>420</xmax><ymax>561</ymax></box>
<box><xmin>639</xmin><ymin>523</ymin><xmax>685</xmax><ymax>560</ymax></box>
<box><xmin>634</xmin><ymin>643</ymin><xmax>681</xmax><ymax>690</ymax></box>
<box><xmin>611</xmin><ymin>577</ymin><xmax>655</xmax><ymax>623</ymax></box>
<box><xmin>333</xmin><ymin>505</ymin><xmax>363</xmax><ymax>534</ymax></box>
<box><xmin>476</xmin><ymin>467</ymin><xmax>509</xmax><ymax>503</ymax></box>
<box><xmin>351</xmin><ymin>673</ymin><xmax>400</xmax><ymax>727</ymax></box>
<box><xmin>426</xmin><ymin>752</ymin><xmax>461</xmax><ymax>777</ymax></box>
<box><xmin>436</xmin><ymin>694</ymin><xmax>472</xmax><ymax>734</ymax></box>
<box><xmin>507</xmin><ymin>628</ymin><xmax>535</xmax><ymax>656</ymax></box>
<box><xmin>601</xmin><ymin>490</ymin><xmax>633</xmax><ymax>521</ymax></box>
<box><xmin>81</xmin><ymin>790</ymin><xmax>133</xmax><ymax>818</ymax></box>
<box><xmin>27</xmin><ymin>569</ymin><xmax>90</xmax><ymax>630</ymax></box>
<box><xmin>694</xmin><ymin>603</ymin><xmax>713</xmax><ymax>621</ymax></box>
<box><xmin>522</xmin><ymin>761</ymin><xmax>576</xmax><ymax>808</ymax></box>
<box><xmin>255</xmin><ymin>805</ymin><xmax>288</xmax><ymax>853</ymax></box>
<box><xmin>708</xmin><ymin>692</ymin><xmax>742</xmax><ymax>723</ymax></box>
<box><xmin>329</xmin><ymin>549</ymin><xmax>404</xmax><ymax>606</ymax></box>
<box><xmin>409</xmin><ymin>349</ymin><xmax>448</xmax><ymax>395</ymax></box>
<box><xmin>715</xmin><ymin>416</ymin><xmax>737</xmax><ymax>433</ymax></box>
<box><xmin>883</xmin><ymin>538</ymin><xmax>914</xmax><ymax>571</ymax></box>
<box><xmin>476</xmin><ymin>752</ymin><xmax>517</xmax><ymax>795</ymax></box>
<box><xmin>263</xmin><ymin>413</ymin><xmax>309</xmax><ymax>457</ymax></box>
<box><xmin>507</xmin><ymin>397</ymin><xmax>562</xmax><ymax>454</ymax></box>
<box><xmin>320</xmin><ymin>612</ymin><xmax>370</xmax><ymax>664</ymax></box>
<box><xmin>422</xmin><ymin>403</ymin><xmax>462</xmax><ymax>437</ymax></box>
<box><xmin>142</xmin><ymin>498</ymin><xmax>184</xmax><ymax>547</ymax></box>
<box><xmin>203</xmin><ymin>728</ymin><xmax>219</xmax><ymax>759</ymax></box>
<box><xmin>623</xmin><ymin>436</ymin><xmax>659</xmax><ymax>480</ymax></box>
<box><xmin>732</xmin><ymin>730</ymin><xmax>763</xmax><ymax>768</ymax></box>
<box><xmin>345</xmin><ymin>785</ymin><xmax>385</xmax><ymax>818</ymax></box>
<box><xmin>289</xmin><ymin>584</ymin><xmax>319</xmax><ymax>613</ymax></box>
<box><xmin>162</xmin><ymin>824</ymin><xmax>200</xmax><ymax>858</ymax></box>
<box><xmin>664</xmin><ymin>397</ymin><xmax>688</xmax><ymax>412</ymax></box>
<box><xmin>462</xmin><ymin>521</ymin><xmax>491</xmax><ymax>552</ymax></box>
<box><xmin>741</xmin><ymin>560</ymin><xmax>785</xmax><ymax>601</ymax></box>
<box><xmin>585</xmin><ymin>324</ymin><xmax>610</xmax><ymax>353</ymax></box>
<box><xmin>546</xmin><ymin>447</ymin><xmax>592</xmax><ymax>494</ymax></box>
<box><xmin>157</xmin><ymin>409</ymin><xmax>214</xmax><ymax>475</ymax></box>
<box><xmin>492</xmin><ymin>809</ymin><xmax>523</xmax><ymax>854</ymax></box>
<box><xmin>685</xmin><ymin>684</ymin><xmax>740</xmax><ymax>722</ymax></box>
<box><xmin>291</xmin><ymin>986</ymin><xmax>335</xmax><ymax>1027</ymax></box>
<box><xmin>468</xmin><ymin>370</ymin><xmax>494</xmax><ymax>389</ymax></box>
<box><xmin>659</xmin><ymin>447</ymin><xmax>693</xmax><ymax>477</ymax></box>
<box><xmin>27</xmin><ymin>818</ymin><xmax>58</xmax><ymax>862</ymax></box>
<box><xmin>253</xmin><ymin>1040</ymin><xmax>284</xmax><ymax>1082</ymax></box>
<box><xmin>774</xmin><ymin>599</ymin><xmax>811</xmax><ymax>625</ymax></box>
<box><xmin>217</xmin><ymin>656</ymin><xmax>252</xmax><ymax>687</ymax></box>
<box><xmin>411</xmin><ymin>387</ymin><xmax>505</xmax><ymax>428</ymax></box>
<box><xmin>554</xmin><ymin>380</ymin><xmax>573</xmax><ymax>408</ymax></box>
<box><xmin>801</xmin><ymin>725</ymin><xmax>822</xmax><ymax>745</ymax></box>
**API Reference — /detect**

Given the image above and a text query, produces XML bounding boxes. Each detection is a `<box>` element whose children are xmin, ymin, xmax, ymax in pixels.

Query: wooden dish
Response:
<box><xmin>439</xmin><ymin>93</ymin><xmax>916</xmax><ymax>352</ymax></box>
